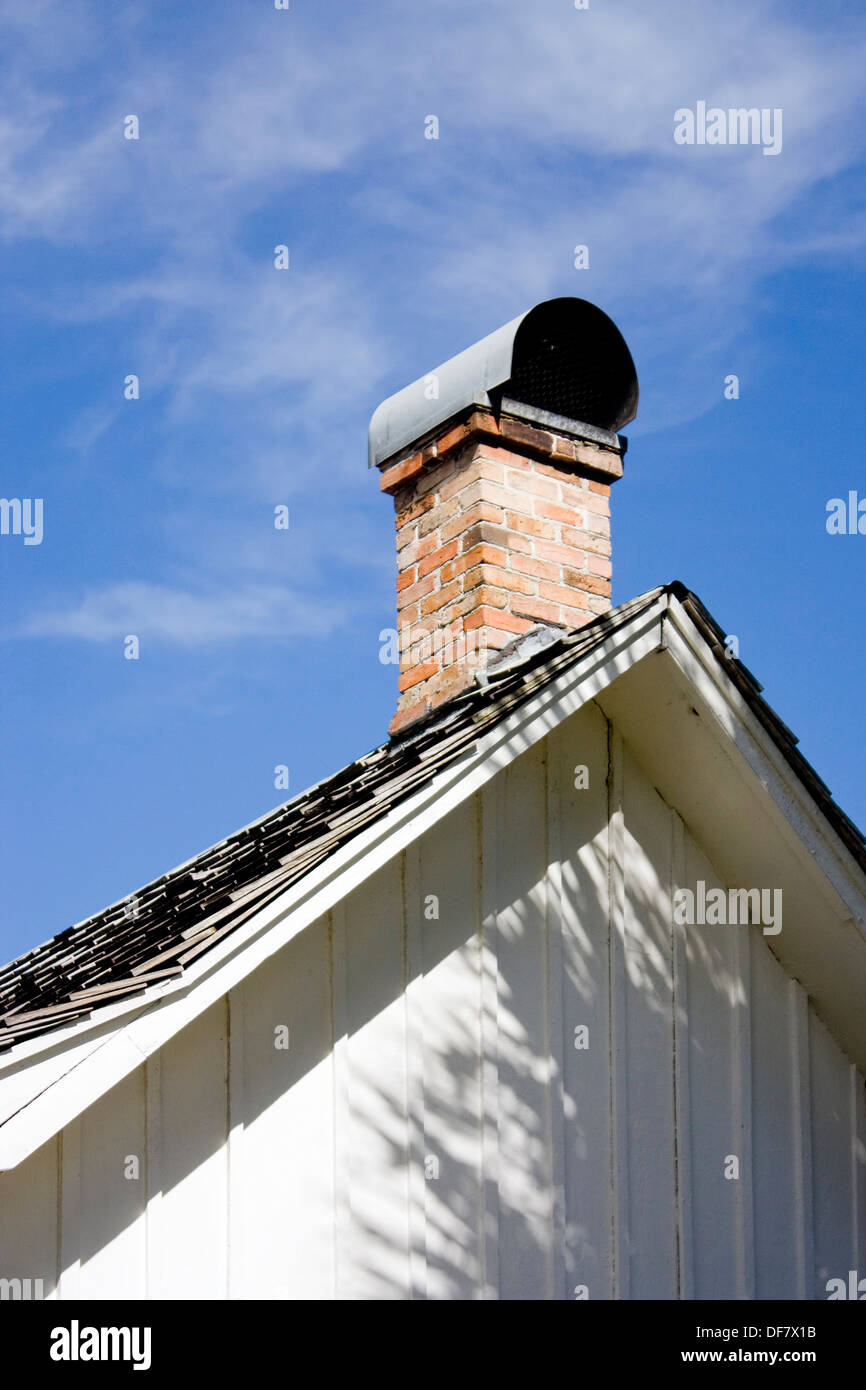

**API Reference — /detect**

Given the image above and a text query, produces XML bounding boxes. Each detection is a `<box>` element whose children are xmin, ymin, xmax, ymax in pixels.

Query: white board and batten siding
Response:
<box><xmin>1</xmin><ymin>702</ymin><xmax>863</xmax><ymax>1300</ymax></box>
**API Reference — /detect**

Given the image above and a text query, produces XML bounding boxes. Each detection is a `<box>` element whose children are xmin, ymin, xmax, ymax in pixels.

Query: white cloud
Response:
<box><xmin>5</xmin><ymin>0</ymin><xmax>866</xmax><ymax>640</ymax></box>
<box><xmin>6</xmin><ymin>0</ymin><xmax>864</xmax><ymax>397</ymax></box>
<box><xmin>22</xmin><ymin>581</ymin><xmax>349</xmax><ymax>646</ymax></box>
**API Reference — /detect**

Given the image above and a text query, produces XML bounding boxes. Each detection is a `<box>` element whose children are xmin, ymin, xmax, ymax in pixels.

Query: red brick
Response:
<box><xmin>534</xmin><ymin>539</ymin><xmax>586</xmax><ymax>566</ymax></box>
<box><xmin>588</xmin><ymin>553</ymin><xmax>612</xmax><ymax>578</ymax></box>
<box><xmin>441</xmin><ymin>544</ymin><xmax>507</xmax><ymax>583</ymax></box>
<box><xmin>562</xmin><ymin>526</ymin><xmax>610</xmax><ymax>556</ymax></box>
<box><xmin>463</xmin><ymin>606</ymin><xmax>533</xmax><ymax>636</ymax></box>
<box><xmin>438</xmin><ymin>457</ymin><xmax>505</xmax><ymax>502</ymax></box>
<box><xmin>397</xmin><ymin>573</ymin><xmax>437</xmax><ymax>607</ymax></box>
<box><xmin>456</xmin><ymin>581</ymin><xmax>509</xmax><ymax>611</ymax></box>
<box><xmin>512</xmin><ymin>553</ymin><xmax>561</xmax><ymax>582</ymax></box>
<box><xmin>589</xmin><ymin>479</ymin><xmax>610</xmax><ymax>495</ymax></box>
<box><xmin>558</xmin><ymin>477</ymin><xmax>590</xmax><ymax>507</ymax></box>
<box><xmin>465</xmin><ymin>408</ymin><xmax>500</xmax><ymax>437</ymax></box>
<box><xmin>396</xmin><ymin>566</ymin><xmax>417</xmax><ymax>593</ymax></box>
<box><xmin>379</xmin><ymin>450</ymin><xmax>425</xmax><ymax>493</ymax></box>
<box><xmin>511</xmin><ymin>597</ymin><xmax>562</xmax><ymax>625</ymax></box>
<box><xmin>580</xmin><ymin>490</ymin><xmax>610</xmax><ymax>516</ymax></box>
<box><xmin>561</xmin><ymin>563</ymin><xmax>587</xmax><ymax>584</ymax></box>
<box><xmin>504</xmin><ymin>468</ymin><xmax>559</xmax><ymax>500</ymax></box>
<box><xmin>504</xmin><ymin>511</ymin><xmax>556</xmax><ymax>541</ymax></box>
<box><xmin>417</xmin><ymin>539</ymin><xmax>459</xmax><ymax>579</ymax></box>
<box><xmin>573</xmin><ymin>572</ymin><xmax>610</xmax><ymax>597</ymax></box>
<box><xmin>536</xmin><ymin>458</ymin><xmax>582</xmax><ymax>484</ymax></box>
<box><xmin>395</xmin><ymin>493</ymin><xmax>435</xmax><ymax>528</ymax></box>
<box><xmin>575</xmin><ymin>442</ymin><xmax>622</xmax><ymax>477</ymax></box>
<box><xmin>440</xmin><ymin>501</ymin><xmax>505</xmax><ymax>544</ymax></box>
<box><xmin>390</xmin><ymin>696</ymin><xmax>432</xmax><ymax>735</ymax></box>
<box><xmin>458</xmin><ymin>522</ymin><xmax>519</xmax><ymax>554</ymax></box>
<box><xmin>414</xmin><ymin>456</ymin><xmax>455</xmax><ymax>499</ymax></box>
<box><xmin>464</xmin><ymin>563</ymin><xmax>535</xmax><ymax>597</ymax></box>
<box><xmin>548</xmin><ymin>437</ymin><xmax>577</xmax><ymax>465</ymax></box>
<box><xmin>560</xmin><ymin>603</ymin><xmax>594</xmax><ymax>627</ymax></box>
<box><xmin>472</xmin><ymin>443</ymin><xmax>531</xmax><ymax>467</ymax></box>
<box><xmin>533</xmin><ymin>498</ymin><xmax>583</xmax><ymax>527</ymax></box>
<box><xmin>428</xmin><ymin>663</ymin><xmax>475</xmax><ymax>701</ymax></box>
<box><xmin>539</xmin><ymin>581</ymin><xmax>589</xmax><ymax>609</ymax></box>
<box><xmin>420</xmin><ymin>579</ymin><xmax>462</xmax><ymax>617</ymax></box>
<box><xmin>584</xmin><ymin>510</ymin><xmax>611</xmax><ymax>537</ymax></box>
<box><xmin>398</xmin><ymin>658</ymin><xmax>439</xmax><ymax>693</ymax></box>
<box><xmin>417</xmin><ymin>501</ymin><xmax>451</xmax><ymax>537</ymax></box>
<box><xmin>456</xmin><ymin>479</ymin><xmax>513</xmax><ymax>513</ymax></box>
<box><xmin>399</xmin><ymin>531</ymin><xmax>438</xmax><ymax>568</ymax></box>
<box><xmin>486</xmin><ymin>526</ymin><xmax>532</xmax><ymax>555</ymax></box>
<box><xmin>433</xmin><ymin>419</ymin><xmax>475</xmax><ymax>459</ymax></box>
<box><xmin>499</xmin><ymin>416</ymin><xmax>554</xmax><ymax>454</ymax></box>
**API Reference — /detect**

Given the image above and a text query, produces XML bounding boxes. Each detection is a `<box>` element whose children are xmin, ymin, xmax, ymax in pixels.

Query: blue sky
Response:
<box><xmin>1</xmin><ymin>0</ymin><xmax>865</xmax><ymax>961</ymax></box>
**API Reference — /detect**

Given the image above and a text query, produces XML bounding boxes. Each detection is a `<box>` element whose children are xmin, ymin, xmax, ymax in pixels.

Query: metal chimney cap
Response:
<box><xmin>368</xmin><ymin>296</ymin><xmax>638</xmax><ymax>468</ymax></box>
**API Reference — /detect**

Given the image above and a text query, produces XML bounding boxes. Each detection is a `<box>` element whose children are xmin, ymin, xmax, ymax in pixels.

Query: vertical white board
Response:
<box><xmin>484</xmin><ymin>740</ymin><xmax>554</xmax><ymax>1300</ymax></box>
<box><xmin>750</xmin><ymin>935</ymin><xmax>802</xmax><ymax>1298</ymax></box>
<box><xmin>416</xmin><ymin>796</ymin><xmax>483</xmax><ymax>1300</ymax></box>
<box><xmin>342</xmin><ymin>858</ymin><xmax>411</xmax><ymax>1298</ymax></box>
<box><xmin>619</xmin><ymin>743</ymin><xmax>678</xmax><ymax>1299</ymax></box>
<box><xmin>548</xmin><ymin>702</ymin><xmax>613</xmax><ymax>1300</ymax></box>
<box><xmin>683</xmin><ymin>835</ymin><xmax>741</xmax><ymax>1298</ymax></box>
<box><xmin>0</xmin><ymin>1133</ymin><xmax>59</xmax><ymax>1297</ymax></box>
<box><xmin>809</xmin><ymin>1008</ymin><xmax>855</xmax><ymax>1298</ymax></box>
<box><xmin>77</xmin><ymin>1067</ymin><xmax>146</xmax><ymax>1298</ymax></box>
<box><xmin>158</xmin><ymin>998</ymin><xmax>229</xmax><ymax>1299</ymax></box>
<box><xmin>236</xmin><ymin>918</ymin><xmax>334</xmax><ymax>1299</ymax></box>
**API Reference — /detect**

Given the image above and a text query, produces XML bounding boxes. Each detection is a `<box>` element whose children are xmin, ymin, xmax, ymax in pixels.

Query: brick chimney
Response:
<box><xmin>370</xmin><ymin>298</ymin><xmax>638</xmax><ymax>735</ymax></box>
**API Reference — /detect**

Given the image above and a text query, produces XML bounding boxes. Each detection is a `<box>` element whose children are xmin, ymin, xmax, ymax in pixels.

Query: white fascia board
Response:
<box><xmin>661</xmin><ymin>598</ymin><xmax>866</xmax><ymax>926</ymax></box>
<box><xmin>0</xmin><ymin>603</ymin><xmax>667</xmax><ymax>1170</ymax></box>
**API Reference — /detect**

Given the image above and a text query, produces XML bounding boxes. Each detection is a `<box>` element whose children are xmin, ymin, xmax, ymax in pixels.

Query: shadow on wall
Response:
<box><xmin>0</xmin><ymin>714</ymin><xmax>771</xmax><ymax>1300</ymax></box>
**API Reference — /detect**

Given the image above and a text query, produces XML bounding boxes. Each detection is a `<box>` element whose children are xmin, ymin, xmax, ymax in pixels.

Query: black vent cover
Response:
<box><xmin>504</xmin><ymin>298</ymin><xmax>638</xmax><ymax>433</ymax></box>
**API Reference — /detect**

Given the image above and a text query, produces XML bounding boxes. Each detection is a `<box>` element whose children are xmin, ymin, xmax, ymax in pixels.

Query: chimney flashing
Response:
<box><xmin>475</xmin><ymin>622</ymin><xmax>566</xmax><ymax>686</ymax></box>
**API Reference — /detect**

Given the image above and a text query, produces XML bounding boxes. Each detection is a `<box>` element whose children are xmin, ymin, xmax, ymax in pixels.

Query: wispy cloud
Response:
<box><xmin>6</xmin><ymin>1</ymin><xmax>866</xmax><ymax>395</ymax></box>
<box><xmin>5</xmin><ymin>0</ymin><xmax>866</xmax><ymax>645</ymax></box>
<box><xmin>22</xmin><ymin>582</ymin><xmax>350</xmax><ymax>646</ymax></box>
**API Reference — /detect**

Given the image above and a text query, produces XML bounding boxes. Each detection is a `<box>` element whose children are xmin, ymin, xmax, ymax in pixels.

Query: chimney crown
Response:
<box><xmin>373</xmin><ymin>298</ymin><xmax>638</xmax><ymax>735</ymax></box>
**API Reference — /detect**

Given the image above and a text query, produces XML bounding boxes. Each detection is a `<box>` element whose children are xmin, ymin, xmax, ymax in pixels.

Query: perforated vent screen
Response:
<box><xmin>505</xmin><ymin>300</ymin><xmax>637</xmax><ymax>433</ymax></box>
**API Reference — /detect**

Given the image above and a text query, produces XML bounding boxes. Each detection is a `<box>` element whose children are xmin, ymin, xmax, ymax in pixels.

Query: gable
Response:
<box><xmin>1</xmin><ymin>699</ymin><xmax>862</xmax><ymax>1300</ymax></box>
